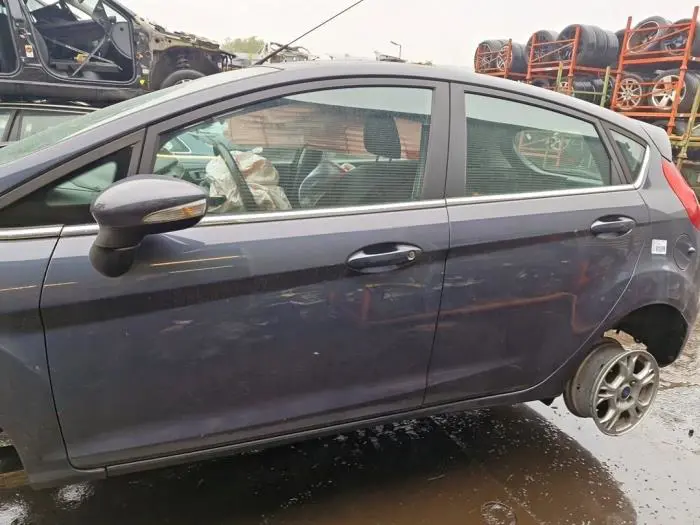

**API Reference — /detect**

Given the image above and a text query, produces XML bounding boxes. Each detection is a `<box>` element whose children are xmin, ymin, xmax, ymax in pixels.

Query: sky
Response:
<box><xmin>120</xmin><ymin>0</ymin><xmax>699</xmax><ymax>67</ymax></box>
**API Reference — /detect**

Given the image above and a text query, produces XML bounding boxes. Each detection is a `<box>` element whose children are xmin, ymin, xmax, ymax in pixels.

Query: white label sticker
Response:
<box><xmin>24</xmin><ymin>45</ymin><xmax>34</xmax><ymax>58</ymax></box>
<box><xmin>651</xmin><ymin>239</ymin><xmax>668</xmax><ymax>255</ymax></box>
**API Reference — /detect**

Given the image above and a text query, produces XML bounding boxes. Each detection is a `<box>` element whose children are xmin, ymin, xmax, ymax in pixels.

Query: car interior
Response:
<box><xmin>25</xmin><ymin>0</ymin><xmax>134</xmax><ymax>81</ymax></box>
<box><xmin>155</xmin><ymin>105</ymin><xmax>431</xmax><ymax>214</ymax></box>
<box><xmin>465</xmin><ymin>116</ymin><xmax>612</xmax><ymax>196</ymax></box>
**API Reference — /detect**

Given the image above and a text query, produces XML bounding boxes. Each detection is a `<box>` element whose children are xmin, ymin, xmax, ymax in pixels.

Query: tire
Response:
<box><xmin>508</xmin><ymin>42</ymin><xmax>527</xmax><ymax>73</ymax></box>
<box><xmin>649</xmin><ymin>70</ymin><xmax>700</xmax><ymax>112</ymax></box>
<box><xmin>627</xmin><ymin>16</ymin><xmax>671</xmax><ymax>54</ymax></box>
<box><xmin>660</xmin><ymin>19</ymin><xmax>700</xmax><ymax>57</ymax></box>
<box><xmin>591</xmin><ymin>76</ymin><xmax>615</xmax><ymax>106</ymax></box>
<box><xmin>558</xmin><ymin>25</ymin><xmax>600</xmax><ymax>67</ymax></box>
<box><xmin>600</xmin><ymin>27</ymin><xmax>621</xmax><ymax>67</ymax></box>
<box><xmin>159</xmin><ymin>68</ymin><xmax>206</xmax><ymax>89</ymax></box>
<box><xmin>614</xmin><ymin>72</ymin><xmax>646</xmax><ymax>110</ymax></box>
<box><xmin>474</xmin><ymin>39</ymin><xmax>508</xmax><ymax>71</ymax></box>
<box><xmin>671</xmin><ymin>119</ymin><xmax>700</xmax><ymax>137</ymax></box>
<box><xmin>564</xmin><ymin>78</ymin><xmax>598</xmax><ymax>103</ymax></box>
<box><xmin>526</xmin><ymin>30</ymin><xmax>559</xmax><ymax>63</ymax></box>
<box><xmin>531</xmin><ymin>77</ymin><xmax>551</xmax><ymax>89</ymax></box>
<box><xmin>615</xmin><ymin>29</ymin><xmax>626</xmax><ymax>49</ymax></box>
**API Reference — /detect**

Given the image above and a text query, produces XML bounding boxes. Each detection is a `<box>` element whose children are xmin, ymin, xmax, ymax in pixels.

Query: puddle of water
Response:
<box><xmin>0</xmin><ymin>408</ymin><xmax>641</xmax><ymax>525</ymax></box>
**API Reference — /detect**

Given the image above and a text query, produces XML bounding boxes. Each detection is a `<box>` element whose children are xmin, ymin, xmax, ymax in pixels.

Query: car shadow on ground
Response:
<box><xmin>0</xmin><ymin>404</ymin><xmax>637</xmax><ymax>525</ymax></box>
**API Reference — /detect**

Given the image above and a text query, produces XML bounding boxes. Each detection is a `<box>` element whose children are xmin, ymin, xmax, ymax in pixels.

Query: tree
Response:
<box><xmin>222</xmin><ymin>36</ymin><xmax>265</xmax><ymax>55</ymax></box>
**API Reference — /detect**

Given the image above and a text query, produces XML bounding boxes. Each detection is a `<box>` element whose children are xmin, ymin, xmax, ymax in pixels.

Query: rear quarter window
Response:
<box><xmin>610</xmin><ymin>131</ymin><xmax>647</xmax><ymax>180</ymax></box>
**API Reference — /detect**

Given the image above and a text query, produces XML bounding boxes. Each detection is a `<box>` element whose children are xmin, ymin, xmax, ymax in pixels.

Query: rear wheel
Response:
<box><xmin>159</xmin><ymin>68</ymin><xmax>206</xmax><ymax>89</ymax></box>
<box><xmin>564</xmin><ymin>339</ymin><xmax>660</xmax><ymax>436</ymax></box>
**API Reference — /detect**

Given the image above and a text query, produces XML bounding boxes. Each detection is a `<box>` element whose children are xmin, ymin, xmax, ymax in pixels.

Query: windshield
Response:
<box><xmin>0</xmin><ymin>67</ymin><xmax>271</xmax><ymax>173</ymax></box>
<box><xmin>65</xmin><ymin>0</ymin><xmax>100</xmax><ymax>16</ymax></box>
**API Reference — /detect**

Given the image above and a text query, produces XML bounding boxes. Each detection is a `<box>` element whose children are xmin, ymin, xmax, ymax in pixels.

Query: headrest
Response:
<box><xmin>363</xmin><ymin>112</ymin><xmax>402</xmax><ymax>159</ymax></box>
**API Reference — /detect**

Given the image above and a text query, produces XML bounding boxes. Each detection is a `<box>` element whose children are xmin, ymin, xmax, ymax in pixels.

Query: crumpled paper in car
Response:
<box><xmin>204</xmin><ymin>149</ymin><xmax>292</xmax><ymax>214</ymax></box>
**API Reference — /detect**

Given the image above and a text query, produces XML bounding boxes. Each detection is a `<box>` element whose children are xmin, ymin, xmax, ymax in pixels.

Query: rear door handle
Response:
<box><xmin>347</xmin><ymin>243</ymin><xmax>422</xmax><ymax>272</ymax></box>
<box><xmin>590</xmin><ymin>216</ymin><xmax>636</xmax><ymax>237</ymax></box>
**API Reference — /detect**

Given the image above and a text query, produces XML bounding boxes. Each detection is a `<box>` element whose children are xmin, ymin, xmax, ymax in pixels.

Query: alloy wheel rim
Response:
<box><xmin>476</xmin><ymin>44</ymin><xmax>492</xmax><ymax>71</ymax></box>
<box><xmin>664</xmin><ymin>32</ymin><xmax>689</xmax><ymax>54</ymax></box>
<box><xmin>628</xmin><ymin>21</ymin><xmax>661</xmax><ymax>53</ymax></box>
<box><xmin>495</xmin><ymin>48</ymin><xmax>510</xmax><ymax>71</ymax></box>
<box><xmin>617</xmin><ymin>78</ymin><xmax>643</xmax><ymax>109</ymax></box>
<box><xmin>651</xmin><ymin>75</ymin><xmax>686</xmax><ymax>109</ymax></box>
<box><xmin>591</xmin><ymin>350</ymin><xmax>659</xmax><ymax>436</ymax></box>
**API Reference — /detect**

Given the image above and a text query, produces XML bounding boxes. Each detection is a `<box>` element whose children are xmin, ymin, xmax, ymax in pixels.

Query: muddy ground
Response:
<box><xmin>0</xmin><ymin>327</ymin><xmax>697</xmax><ymax>525</ymax></box>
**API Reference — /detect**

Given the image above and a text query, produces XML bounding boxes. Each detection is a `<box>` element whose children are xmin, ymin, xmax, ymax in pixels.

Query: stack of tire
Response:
<box><xmin>616</xmin><ymin>16</ymin><xmax>700</xmax><ymax>114</ymax></box>
<box><xmin>523</xmin><ymin>26</ymin><xmax>619</xmax><ymax>105</ymax></box>
<box><xmin>473</xmin><ymin>39</ymin><xmax>528</xmax><ymax>74</ymax></box>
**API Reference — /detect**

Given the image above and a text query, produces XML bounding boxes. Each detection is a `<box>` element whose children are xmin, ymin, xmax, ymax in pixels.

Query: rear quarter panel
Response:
<box><xmin>609</xmin><ymin>145</ymin><xmax>700</xmax><ymax>340</ymax></box>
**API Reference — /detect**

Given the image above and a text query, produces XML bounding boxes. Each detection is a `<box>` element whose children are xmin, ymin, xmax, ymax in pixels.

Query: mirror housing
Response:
<box><xmin>89</xmin><ymin>175</ymin><xmax>208</xmax><ymax>277</ymax></box>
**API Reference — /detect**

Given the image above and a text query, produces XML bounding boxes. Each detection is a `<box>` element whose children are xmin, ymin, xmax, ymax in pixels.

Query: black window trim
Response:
<box><xmin>0</xmin><ymin>130</ymin><xmax>144</xmax><ymax>236</ymax></box>
<box><xmin>446</xmin><ymin>82</ymin><xmax>630</xmax><ymax>200</ymax></box>
<box><xmin>140</xmin><ymin>77</ymin><xmax>451</xmax><ymax>214</ymax></box>
<box><xmin>601</xmin><ymin>123</ymin><xmax>651</xmax><ymax>185</ymax></box>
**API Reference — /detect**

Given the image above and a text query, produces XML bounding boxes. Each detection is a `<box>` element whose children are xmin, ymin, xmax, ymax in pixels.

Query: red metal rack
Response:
<box><xmin>526</xmin><ymin>27</ymin><xmax>613</xmax><ymax>96</ymax></box>
<box><xmin>474</xmin><ymin>39</ymin><xmax>526</xmax><ymax>80</ymax></box>
<box><xmin>610</xmin><ymin>7</ymin><xmax>700</xmax><ymax>133</ymax></box>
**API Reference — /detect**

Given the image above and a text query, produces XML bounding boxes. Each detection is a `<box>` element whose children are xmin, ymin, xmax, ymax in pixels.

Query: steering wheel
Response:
<box><xmin>154</xmin><ymin>159</ymin><xmax>179</xmax><ymax>175</ymax></box>
<box><xmin>212</xmin><ymin>141</ymin><xmax>260</xmax><ymax>212</ymax></box>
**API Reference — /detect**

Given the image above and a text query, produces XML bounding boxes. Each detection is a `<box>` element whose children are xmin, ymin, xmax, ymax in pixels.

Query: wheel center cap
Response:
<box><xmin>621</xmin><ymin>386</ymin><xmax>632</xmax><ymax>399</ymax></box>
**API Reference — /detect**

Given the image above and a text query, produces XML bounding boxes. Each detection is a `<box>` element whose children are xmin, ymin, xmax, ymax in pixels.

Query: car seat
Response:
<box><xmin>331</xmin><ymin>112</ymin><xmax>420</xmax><ymax>207</ymax></box>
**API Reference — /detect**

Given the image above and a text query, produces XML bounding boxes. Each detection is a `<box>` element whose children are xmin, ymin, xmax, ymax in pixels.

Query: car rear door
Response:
<box><xmin>425</xmin><ymin>85</ymin><xmax>649</xmax><ymax>404</ymax></box>
<box><xmin>40</xmin><ymin>78</ymin><xmax>450</xmax><ymax>469</ymax></box>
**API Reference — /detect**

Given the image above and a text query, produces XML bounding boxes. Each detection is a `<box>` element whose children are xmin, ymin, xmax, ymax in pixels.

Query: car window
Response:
<box><xmin>18</xmin><ymin>111</ymin><xmax>82</xmax><ymax>140</ymax></box>
<box><xmin>610</xmin><ymin>130</ymin><xmax>646</xmax><ymax>180</ymax></box>
<box><xmin>0</xmin><ymin>146</ymin><xmax>133</xmax><ymax>227</ymax></box>
<box><xmin>153</xmin><ymin>86</ymin><xmax>433</xmax><ymax>214</ymax></box>
<box><xmin>464</xmin><ymin>93</ymin><xmax>615</xmax><ymax>197</ymax></box>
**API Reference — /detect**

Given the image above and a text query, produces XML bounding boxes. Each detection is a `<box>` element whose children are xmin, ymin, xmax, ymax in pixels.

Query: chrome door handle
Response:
<box><xmin>346</xmin><ymin>244</ymin><xmax>422</xmax><ymax>272</ymax></box>
<box><xmin>590</xmin><ymin>216</ymin><xmax>636</xmax><ymax>236</ymax></box>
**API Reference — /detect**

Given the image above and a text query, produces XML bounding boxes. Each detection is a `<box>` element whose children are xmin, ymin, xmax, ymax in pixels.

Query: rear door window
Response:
<box><xmin>464</xmin><ymin>93</ymin><xmax>617</xmax><ymax>197</ymax></box>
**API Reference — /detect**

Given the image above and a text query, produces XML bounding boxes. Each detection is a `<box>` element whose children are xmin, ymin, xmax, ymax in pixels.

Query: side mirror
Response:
<box><xmin>89</xmin><ymin>175</ymin><xmax>208</xmax><ymax>277</ymax></box>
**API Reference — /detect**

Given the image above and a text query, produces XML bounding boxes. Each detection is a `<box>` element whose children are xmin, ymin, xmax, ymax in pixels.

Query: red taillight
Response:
<box><xmin>662</xmin><ymin>160</ymin><xmax>700</xmax><ymax>230</ymax></box>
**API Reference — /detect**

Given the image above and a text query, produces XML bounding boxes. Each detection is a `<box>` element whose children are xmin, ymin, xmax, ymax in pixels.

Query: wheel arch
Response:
<box><xmin>150</xmin><ymin>47</ymin><xmax>219</xmax><ymax>90</ymax></box>
<box><xmin>607</xmin><ymin>301</ymin><xmax>690</xmax><ymax>366</ymax></box>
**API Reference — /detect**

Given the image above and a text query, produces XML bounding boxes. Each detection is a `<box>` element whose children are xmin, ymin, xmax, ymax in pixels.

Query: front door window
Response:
<box><xmin>153</xmin><ymin>86</ymin><xmax>433</xmax><ymax>212</ymax></box>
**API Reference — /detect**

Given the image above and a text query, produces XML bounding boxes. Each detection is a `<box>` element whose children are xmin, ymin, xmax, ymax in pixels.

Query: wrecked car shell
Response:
<box><xmin>0</xmin><ymin>0</ymin><xmax>239</xmax><ymax>103</ymax></box>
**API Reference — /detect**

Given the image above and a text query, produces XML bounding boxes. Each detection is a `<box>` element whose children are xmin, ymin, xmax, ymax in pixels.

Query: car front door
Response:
<box><xmin>425</xmin><ymin>86</ymin><xmax>649</xmax><ymax>404</ymax></box>
<box><xmin>39</xmin><ymin>79</ymin><xmax>450</xmax><ymax>468</ymax></box>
